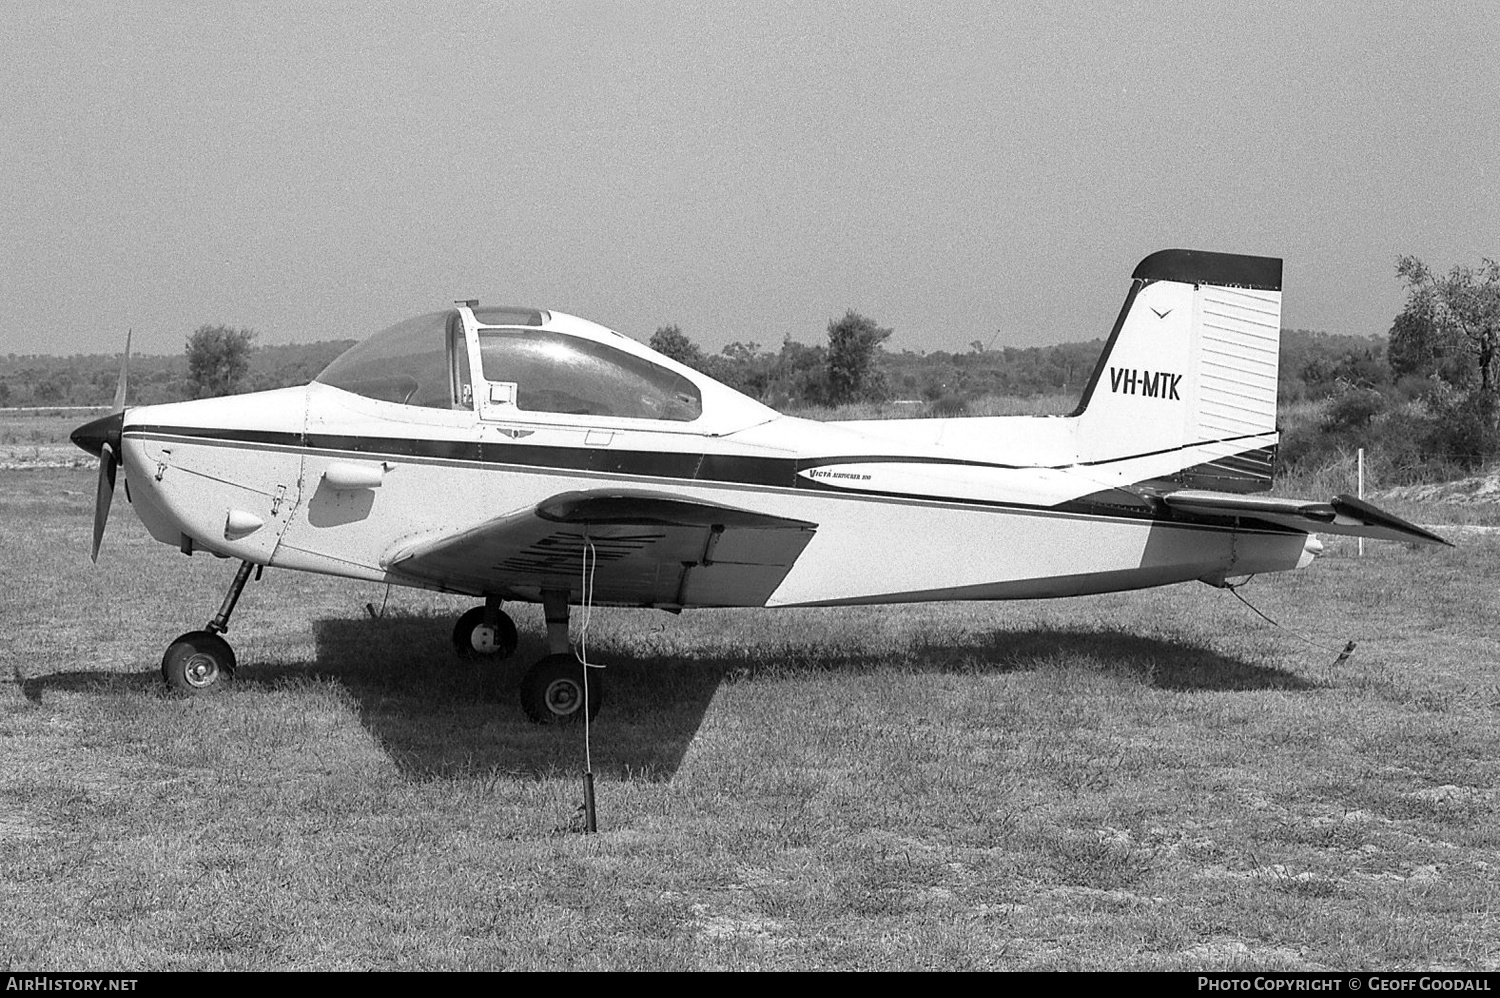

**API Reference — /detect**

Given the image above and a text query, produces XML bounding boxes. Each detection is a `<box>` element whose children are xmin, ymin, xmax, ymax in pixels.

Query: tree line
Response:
<box><xmin>0</xmin><ymin>331</ymin><xmax>352</xmax><ymax>407</ymax></box>
<box><xmin>4</xmin><ymin>255</ymin><xmax>1494</xmax><ymax>480</ymax></box>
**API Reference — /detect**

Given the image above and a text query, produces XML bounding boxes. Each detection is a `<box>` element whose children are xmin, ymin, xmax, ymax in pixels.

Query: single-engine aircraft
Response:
<box><xmin>72</xmin><ymin>249</ymin><xmax>1449</xmax><ymax>722</ymax></box>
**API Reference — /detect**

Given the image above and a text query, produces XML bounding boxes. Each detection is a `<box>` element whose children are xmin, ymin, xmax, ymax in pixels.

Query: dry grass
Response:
<box><xmin>2</xmin><ymin>466</ymin><xmax>1497</xmax><ymax>971</ymax></box>
<box><xmin>0</xmin><ymin>408</ymin><xmax>103</xmax><ymax>470</ymax></box>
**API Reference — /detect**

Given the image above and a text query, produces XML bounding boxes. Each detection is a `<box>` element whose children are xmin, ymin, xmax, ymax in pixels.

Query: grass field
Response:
<box><xmin>0</xmin><ymin>408</ymin><xmax>103</xmax><ymax>470</ymax></box>
<box><xmin>2</xmin><ymin>466</ymin><xmax>1498</xmax><ymax>971</ymax></box>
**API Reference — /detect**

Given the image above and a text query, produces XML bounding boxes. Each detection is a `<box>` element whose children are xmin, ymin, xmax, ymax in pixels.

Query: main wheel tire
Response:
<box><xmin>161</xmin><ymin>630</ymin><xmax>236</xmax><ymax>693</ymax></box>
<box><xmin>452</xmin><ymin>606</ymin><xmax>518</xmax><ymax>659</ymax></box>
<box><xmin>520</xmin><ymin>654</ymin><xmax>603</xmax><ymax>724</ymax></box>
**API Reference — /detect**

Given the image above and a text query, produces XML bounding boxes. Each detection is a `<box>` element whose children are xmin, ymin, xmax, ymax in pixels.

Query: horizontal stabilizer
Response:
<box><xmin>1162</xmin><ymin>490</ymin><xmax>1453</xmax><ymax>547</ymax></box>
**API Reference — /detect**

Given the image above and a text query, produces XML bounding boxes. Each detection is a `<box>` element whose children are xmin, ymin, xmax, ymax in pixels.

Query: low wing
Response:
<box><xmin>1160</xmin><ymin>490</ymin><xmax>1452</xmax><ymax>546</ymax></box>
<box><xmin>384</xmin><ymin>489</ymin><xmax>818</xmax><ymax>607</ymax></box>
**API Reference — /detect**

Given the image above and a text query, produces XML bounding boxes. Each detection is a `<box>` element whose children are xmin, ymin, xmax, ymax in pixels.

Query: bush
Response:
<box><xmin>1321</xmin><ymin>386</ymin><xmax>1387</xmax><ymax>432</ymax></box>
<box><xmin>1278</xmin><ymin>379</ymin><xmax>1500</xmax><ymax>487</ymax></box>
<box><xmin>1421</xmin><ymin>382</ymin><xmax>1500</xmax><ymax>470</ymax></box>
<box><xmin>927</xmin><ymin>394</ymin><xmax>968</xmax><ymax>417</ymax></box>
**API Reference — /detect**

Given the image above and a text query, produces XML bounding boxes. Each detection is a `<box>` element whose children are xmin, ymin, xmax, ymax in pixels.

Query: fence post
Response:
<box><xmin>1357</xmin><ymin>447</ymin><xmax>1365</xmax><ymax>558</ymax></box>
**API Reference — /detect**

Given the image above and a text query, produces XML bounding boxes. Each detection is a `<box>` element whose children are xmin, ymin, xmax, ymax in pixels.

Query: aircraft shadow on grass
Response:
<box><xmin>300</xmin><ymin>612</ymin><xmax>1310</xmax><ymax>781</ymax></box>
<box><xmin>19</xmin><ymin>615</ymin><xmax>1309</xmax><ymax>783</ymax></box>
<box><xmin>18</xmin><ymin>669</ymin><xmax>161</xmax><ymax>699</ymax></box>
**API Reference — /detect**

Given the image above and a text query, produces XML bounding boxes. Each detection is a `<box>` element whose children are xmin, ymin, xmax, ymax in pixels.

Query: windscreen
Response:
<box><xmin>315</xmin><ymin>311</ymin><xmax>462</xmax><ymax>409</ymax></box>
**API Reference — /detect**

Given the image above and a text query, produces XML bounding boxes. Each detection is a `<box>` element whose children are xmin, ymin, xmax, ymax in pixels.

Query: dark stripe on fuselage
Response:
<box><xmin>124</xmin><ymin>423</ymin><xmax>1281</xmax><ymax>525</ymax></box>
<box><xmin>129</xmin><ymin>423</ymin><xmax>1273</xmax><ymax>478</ymax></box>
<box><xmin>128</xmin><ymin>424</ymin><xmax>802</xmax><ymax>486</ymax></box>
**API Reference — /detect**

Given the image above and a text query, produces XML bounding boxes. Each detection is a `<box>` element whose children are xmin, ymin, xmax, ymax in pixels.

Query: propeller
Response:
<box><xmin>70</xmin><ymin>332</ymin><xmax>130</xmax><ymax>562</ymax></box>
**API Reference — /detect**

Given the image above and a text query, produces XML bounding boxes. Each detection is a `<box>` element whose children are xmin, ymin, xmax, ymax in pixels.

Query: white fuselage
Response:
<box><xmin>117</xmin><ymin>381</ymin><xmax>1311</xmax><ymax>608</ymax></box>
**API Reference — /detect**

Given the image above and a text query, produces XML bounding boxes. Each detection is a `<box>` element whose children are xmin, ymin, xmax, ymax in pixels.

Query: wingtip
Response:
<box><xmin>1331</xmin><ymin>494</ymin><xmax>1453</xmax><ymax>547</ymax></box>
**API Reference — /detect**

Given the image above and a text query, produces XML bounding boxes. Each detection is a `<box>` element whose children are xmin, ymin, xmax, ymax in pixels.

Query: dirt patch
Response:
<box><xmin>1378</xmin><ymin>471</ymin><xmax>1500</xmax><ymax>506</ymax></box>
<box><xmin>0</xmin><ymin>446</ymin><xmax>90</xmax><ymax>471</ymax></box>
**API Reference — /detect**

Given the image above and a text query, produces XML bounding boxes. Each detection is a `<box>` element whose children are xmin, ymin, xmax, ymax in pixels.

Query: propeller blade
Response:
<box><xmin>112</xmin><ymin>330</ymin><xmax>130</xmax><ymax>413</ymax></box>
<box><xmin>91</xmin><ymin>441</ymin><xmax>118</xmax><ymax>563</ymax></box>
<box><xmin>77</xmin><ymin>332</ymin><xmax>130</xmax><ymax>562</ymax></box>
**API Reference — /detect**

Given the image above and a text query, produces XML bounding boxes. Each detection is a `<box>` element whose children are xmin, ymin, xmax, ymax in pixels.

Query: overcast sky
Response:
<box><xmin>3</xmin><ymin>1</ymin><xmax>1496</xmax><ymax>359</ymax></box>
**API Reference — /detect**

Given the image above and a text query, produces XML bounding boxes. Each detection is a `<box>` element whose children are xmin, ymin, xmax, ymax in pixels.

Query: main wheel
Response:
<box><xmin>452</xmin><ymin>606</ymin><xmax>518</xmax><ymax>659</ymax></box>
<box><xmin>161</xmin><ymin>630</ymin><xmax>236</xmax><ymax>693</ymax></box>
<box><xmin>520</xmin><ymin>654</ymin><xmax>603</xmax><ymax>724</ymax></box>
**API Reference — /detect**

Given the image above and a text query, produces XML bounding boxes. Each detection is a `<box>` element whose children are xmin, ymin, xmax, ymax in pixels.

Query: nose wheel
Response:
<box><xmin>160</xmin><ymin>559</ymin><xmax>256</xmax><ymax>694</ymax></box>
<box><xmin>161</xmin><ymin>630</ymin><xmax>237</xmax><ymax>692</ymax></box>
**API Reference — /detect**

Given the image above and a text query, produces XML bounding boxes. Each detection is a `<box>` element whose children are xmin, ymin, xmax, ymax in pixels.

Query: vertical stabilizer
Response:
<box><xmin>1071</xmin><ymin>249</ymin><xmax>1283</xmax><ymax>488</ymax></box>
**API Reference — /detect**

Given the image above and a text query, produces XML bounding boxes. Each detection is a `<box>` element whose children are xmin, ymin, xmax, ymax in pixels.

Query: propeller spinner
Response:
<box><xmin>70</xmin><ymin>332</ymin><xmax>130</xmax><ymax>562</ymax></box>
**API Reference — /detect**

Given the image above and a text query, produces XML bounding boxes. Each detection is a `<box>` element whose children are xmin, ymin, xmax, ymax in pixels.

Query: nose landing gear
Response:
<box><xmin>161</xmin><ymin>559</ymin><xmax>257</xmax><ymax>694</ymax></box>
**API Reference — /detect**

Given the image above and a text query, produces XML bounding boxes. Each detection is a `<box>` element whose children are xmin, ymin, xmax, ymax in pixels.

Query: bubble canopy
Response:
<box><xmin>314</xmin><ymin>308</ymin><xmax>705</xmax><ymax>422</ymax></box>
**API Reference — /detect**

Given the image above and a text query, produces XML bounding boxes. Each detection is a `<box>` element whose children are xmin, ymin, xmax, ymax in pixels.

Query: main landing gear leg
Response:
<box><xmin>161</xmin><ymin>559</ymin><xmax>258</xmax><ymax>693</ymax></box>
<box><xmin>519</xmin><ymin>588</ymin><xmax>603</xmax><ymax>724</ymax></box>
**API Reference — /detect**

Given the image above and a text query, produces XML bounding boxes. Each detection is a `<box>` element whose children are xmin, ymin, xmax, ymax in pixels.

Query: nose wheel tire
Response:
<box><xmin>162</xmin><ymin>630</ymin><xmax>236</xmax><ymax>693</ymax></box>
<box><xmin>452</xmin><ymin>606</ymin><xmax>519</xmax><ymax>659</ymax></box>
<box><xmin>520</xmin><ymin>654</ymin><xmax>603</xmax><ymax>724</ymax></box>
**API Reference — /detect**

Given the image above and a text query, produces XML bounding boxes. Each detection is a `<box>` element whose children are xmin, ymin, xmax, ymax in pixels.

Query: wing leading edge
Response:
<box><xmin>384</xmin><ymin>489</ymin><xmax>818</xmax><ymax>608</ymax></box>
<box><xmin>1160</xmin><ymin>490</ymin><xmax>1452</xmax><ymax>546</ymax></box>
